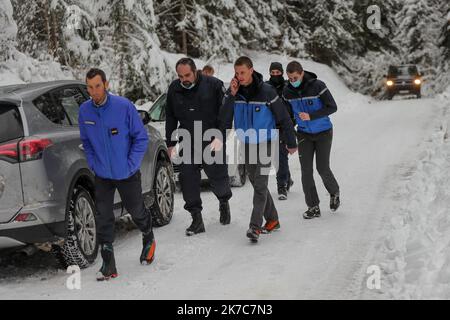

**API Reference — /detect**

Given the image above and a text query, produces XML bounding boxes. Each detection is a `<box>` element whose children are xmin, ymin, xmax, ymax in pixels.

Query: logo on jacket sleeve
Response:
<box><xmin>111</xmin><ymin>128</ymin><xmax>119</xmax><ymax>136</ymax></box>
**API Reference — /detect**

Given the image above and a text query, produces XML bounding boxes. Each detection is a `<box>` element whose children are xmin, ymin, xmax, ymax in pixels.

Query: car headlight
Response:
<box><xmin>414</xmin><ymin>79</ymin><xmax>421</xmax><ymax>85</ymax></box>
<box><xmin>386</xmin><ymin>80</ymin><xmax>394</xmax><ymax>86</ymax></box>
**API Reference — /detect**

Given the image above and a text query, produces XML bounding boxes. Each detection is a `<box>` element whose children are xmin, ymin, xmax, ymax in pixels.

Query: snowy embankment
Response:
<box><xmin>368</xmin><ymin>87</ymin><xmax>450</xmax><ymax>299</ymax></box>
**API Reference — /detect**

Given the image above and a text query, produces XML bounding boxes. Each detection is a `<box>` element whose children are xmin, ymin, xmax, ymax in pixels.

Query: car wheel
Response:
<box><xmin>151</xmin><ymin>160</ymin><xmax>175</xmax><ymax>227</ymax></box>
<box><xmin>230</xmin><ymin>164</ymin><xmax>246</xmax><ymax>187</ymax></box>
<box><xmin>53</xmin><ymin>185</ymin><xmax>98</xmax><ymax>269</ymax></box>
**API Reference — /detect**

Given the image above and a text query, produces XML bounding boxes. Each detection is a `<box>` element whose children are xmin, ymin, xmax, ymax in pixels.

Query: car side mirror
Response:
<box><xmin>138</xmin><ymin>110</ymin><xmax>151</xmax><ymax>125</ymax></box>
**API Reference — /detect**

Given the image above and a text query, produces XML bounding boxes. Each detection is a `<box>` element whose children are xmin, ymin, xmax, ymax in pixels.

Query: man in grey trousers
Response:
<box><xmin>219</xmin><ymin>56</ymin><xmax>297</xmax><ymax>242</ymax></box>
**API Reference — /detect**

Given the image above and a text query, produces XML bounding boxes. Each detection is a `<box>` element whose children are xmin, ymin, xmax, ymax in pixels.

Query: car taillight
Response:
<box><xmin>13</xmin><ymin>213</ymin><xmax>37</xmax><ymax>222</ymax></box>
<box><xmin>0</xmin><ymin>138</ymin><xmax>52</xmax><ymax>163</ymax></box>
<box><xmin>19</xmin><ymin>138</ymin><xmax>53</xmax><ymax>162</ymax></box>
<box><xmin>0</xmin><ymin>142</ymin><xmax>19</xmax><ymax>162</ymax></box>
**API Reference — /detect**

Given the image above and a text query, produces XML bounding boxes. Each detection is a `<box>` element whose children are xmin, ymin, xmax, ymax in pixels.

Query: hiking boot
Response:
<box><xmin>278</xmin><ymin>185</ymin><xmax>288</xmax><ymax>200</ymax></box>
<box><xmin>303</xmin><ymin>206</ymin><xmax>321</xmax><ymax>220</ymax></box>
<box><xmin>246</xmin><ymin>227</ymin><xmax>261</xmax><ymax>242</ymax></box>
<box><xmin>330</xmin><ymin>193</ymin><xmax>340</xmax><ymax>212</ymax></box>
<box><xmin>262</xmin><ymin>220</ymin><xmax>280</xmax><ymax>234</ymax></box>
<box><xmin>96</xmin><ymin>243</ymin><xmax>118</xmax><ymax>281</ymax></box>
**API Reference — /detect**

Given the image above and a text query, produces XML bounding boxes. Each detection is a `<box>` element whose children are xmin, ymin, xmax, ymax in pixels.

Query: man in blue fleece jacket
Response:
<box><xmin>79</xmin><ymin>68</ymin><xmax>155</xmax><ymax>281</ymax></box>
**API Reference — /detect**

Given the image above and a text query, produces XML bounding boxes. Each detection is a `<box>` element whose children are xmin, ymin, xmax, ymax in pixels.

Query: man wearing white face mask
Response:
<box><xmin>166</xmin><ymin>58</ymin><xmax>233</xmax><ymax>236</ymax></box>
<box><xmin>283</xmin><ymin>61</ymin><xmax>341</xmax><ymax>220</ymax></box>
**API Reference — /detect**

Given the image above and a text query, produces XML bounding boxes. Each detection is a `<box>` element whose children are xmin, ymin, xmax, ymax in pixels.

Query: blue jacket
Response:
<box><xmin>220</xmin><ymin>72</ymin><xmax>297</xmax><ymax>148</ymax></box>
<box><xmin>283</xmin><ymin>71</ymin><xmax>337</xmax><ymax>134</ymax></box>
<box><xmin>78</xmin><ymin>93</ymin><xmax>149</xmax><ymax>180</ymax></box>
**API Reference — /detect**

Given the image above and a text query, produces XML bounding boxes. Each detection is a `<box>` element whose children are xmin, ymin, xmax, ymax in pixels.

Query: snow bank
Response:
<box><xmin>374</xmin><ymin>91</ymin><xmax>450</xmax><ymax>299</ymax></box>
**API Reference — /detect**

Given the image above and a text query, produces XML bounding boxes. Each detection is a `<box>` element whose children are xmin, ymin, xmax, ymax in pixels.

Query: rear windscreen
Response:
<box><xmin>0</xmin><ymin>104</ymin><xmax>24</xmax><ymax>144</ymax></box>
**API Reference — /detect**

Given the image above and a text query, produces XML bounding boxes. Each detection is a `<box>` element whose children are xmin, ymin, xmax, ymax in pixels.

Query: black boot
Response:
<box><xmin>140</xmin><ymin>230</ymin><xmax>156</xmax><ymax>265</ymax></box>
<box><xmin>330</xmin><ymin>193</ymin><xmax>340</xmax><ymax>212</ymax></box>
<box><xmin>219</xmin><ymin>201</ymin><xmax>231</xmax><ymax>225</ymax></box>
<box><xmin>186</xmin><ymin>212</ymin><xmax>205</xmax><ymax>236</ymax></box>
<box><xmin>303</xmin><ymin>206</ymin><xmax>321</xmax><ymax>220</ymax></box>
<box><xmin>96</xmin><ymin>243</ymin><xmax>118</xmax><ymax>281</ymax></box>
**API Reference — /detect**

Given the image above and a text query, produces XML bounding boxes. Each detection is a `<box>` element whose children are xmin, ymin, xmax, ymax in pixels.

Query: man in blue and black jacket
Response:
<box><xmin>283</xmin><ymin>61</ymin><xmax>341</xmax><ymax>220</ymax></box>
<box><xmin>79</xmin><ymin>68</ymin><xmax>155</xmax><ymax>281</ymax></box>
<box><xmin>219</xmin><ymin>56</ymin><xmax>297</xmax><ymax>242</ymax></box>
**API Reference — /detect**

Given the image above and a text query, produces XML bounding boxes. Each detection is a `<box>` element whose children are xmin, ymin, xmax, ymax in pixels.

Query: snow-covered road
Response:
<box><xmin>0</xmin><ymin>93</ymin><xmax>439</xmax><ymax>299</ymax></box>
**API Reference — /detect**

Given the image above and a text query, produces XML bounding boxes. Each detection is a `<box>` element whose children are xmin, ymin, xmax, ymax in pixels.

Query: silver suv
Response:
<box><xmin>0</xmin><ymin>81</ymin><xmax>175</xmax><ymax>268</ymax></box>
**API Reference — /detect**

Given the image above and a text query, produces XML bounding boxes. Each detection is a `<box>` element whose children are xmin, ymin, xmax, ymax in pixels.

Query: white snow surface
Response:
<box><xmin>0</xmin><ymin>52</ymin><xmax>448</xmax><ymax>300</ymax></box>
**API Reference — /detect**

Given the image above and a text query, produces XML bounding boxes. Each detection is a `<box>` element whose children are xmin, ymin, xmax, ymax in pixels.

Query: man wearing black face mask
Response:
<box><xmin>166</xmin><ymin>57</ymin><xmax>233</xmax><ymax>236</ymax></box>
<box><xmin>266</xmin><ymin>62</ymin><xmax>294</xmax><ymax>200</ymax></box>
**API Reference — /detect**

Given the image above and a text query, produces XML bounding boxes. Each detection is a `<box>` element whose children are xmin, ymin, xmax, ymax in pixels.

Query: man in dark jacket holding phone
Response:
<box><xmin>219</xmin><ymin>56</ymin><xmax>297</xmax><ymax>243</ymax></box>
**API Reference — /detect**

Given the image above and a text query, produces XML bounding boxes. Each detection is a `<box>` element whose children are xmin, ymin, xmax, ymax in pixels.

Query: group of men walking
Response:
<box><xmin>78</xmin><ymin>55</ymin><xmax>341</xmax><ymax>280</ymax></box>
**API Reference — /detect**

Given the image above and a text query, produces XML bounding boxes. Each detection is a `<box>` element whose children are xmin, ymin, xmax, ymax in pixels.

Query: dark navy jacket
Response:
<box><xmin>283</xmin><ymin>71</ymin><xmax>337</xmax><ymax>134</ymax></box>
<box><xmin>220</xmin><ymin>72</ymin><xmax>297</xmax><ymax>148</ymax></box>
<box><xmin>79</xmin><ymin>93</ymin><xmax>149</xmax><ymax>180</ymax></box>
<box><xmin>166</xmin><ymin>73</ymin><xmax>225</xmax><ymax>148</ymax></box>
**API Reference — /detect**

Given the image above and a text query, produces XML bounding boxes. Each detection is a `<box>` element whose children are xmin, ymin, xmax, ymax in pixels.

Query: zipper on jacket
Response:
<box><xmin>98</xmin><ymin>109</ymin><xmax>114</xmax><ymax>178</ymax></box>
<box><xmin>297</xmin><ymin>93</ymin><xmax>311</xmax><ymax>134</ymax></box>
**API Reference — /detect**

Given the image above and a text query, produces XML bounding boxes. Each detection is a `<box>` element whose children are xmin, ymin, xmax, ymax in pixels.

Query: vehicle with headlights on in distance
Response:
<box><xmin>385</xmin><ymin>65</ymin><xmax>422</xmax><ymax>100</ymax></box>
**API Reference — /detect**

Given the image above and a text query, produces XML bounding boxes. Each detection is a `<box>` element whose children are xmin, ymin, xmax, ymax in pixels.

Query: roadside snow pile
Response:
<box><xmin>375</xmin><ymin>89</ymin><xmax>450</xmax><ymax>299</ymax></box>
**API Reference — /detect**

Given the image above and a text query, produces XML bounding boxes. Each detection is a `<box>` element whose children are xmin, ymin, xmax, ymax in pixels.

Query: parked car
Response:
<box><xmin>385</xmin><ymin>65</ymin><xmax>422</xmax><ymax>99</ymax></box>
<box><xmin>0</xmin><ymin>81</ymin><xmax>175</xmax><ymax>268</ymax></box>
<box><xmin>138</xmin><ymin>93</ymin><xmax>247</xmax><ymax>188</ymax></box>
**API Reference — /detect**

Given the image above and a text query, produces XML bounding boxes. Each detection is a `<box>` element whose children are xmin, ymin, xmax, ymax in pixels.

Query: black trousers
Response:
<box><xmin>276</xmin><ymin>140</ymin><xmax>292</xmax><ymax>187</ymax></box>
<box><xmin>297</xmin><ymin>129</ymin><xmax>340</xmax><ymax>208</ymax></box>
<box><xmin>95</xmin><ymin>171</ymin><xmax>152</xmax><ymax>244</ymax></box>
<box><xmin>179</xmin><ymin>162</ymin><xmax>232</xmax><ymax>215</ymax></box>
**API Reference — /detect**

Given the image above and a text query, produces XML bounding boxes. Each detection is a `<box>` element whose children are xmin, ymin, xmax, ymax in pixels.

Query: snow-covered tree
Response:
<box><xmin>0</xmin><ymin>0</ymin><xmax>17</xmax><ymax>60</ymax></box>
<box><xmin>4</xmin><ymin>0</ymin><xmax>450</xmax><ymax>97</ymax></box>
<box><xmin>105</xmin><ymin>0</ymin><xmax>174</xmax><ymax>100</ymax></box>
